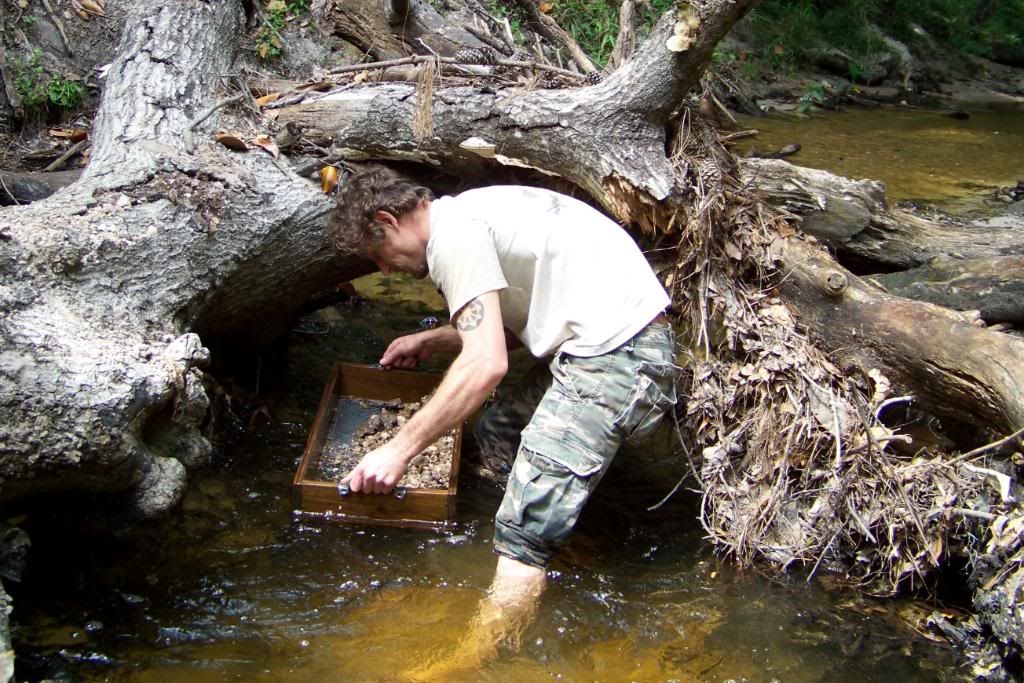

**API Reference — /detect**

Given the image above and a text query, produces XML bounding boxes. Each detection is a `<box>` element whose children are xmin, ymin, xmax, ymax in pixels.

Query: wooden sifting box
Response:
<box><xmin>293</xmin><ymin>362</ymin><xmax>462</xmax><ymax>529</ymax></box>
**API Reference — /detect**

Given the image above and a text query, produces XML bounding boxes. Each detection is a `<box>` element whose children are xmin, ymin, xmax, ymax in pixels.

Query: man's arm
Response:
<box><xmin>343</xmin><ymin>290</ymin><xmax>509</xmax><ymax>493</ymax></box>
<box><xmin>379</xmin><ymin>326</ymin><xmax>463</xmax><ymax>369</ymax></box>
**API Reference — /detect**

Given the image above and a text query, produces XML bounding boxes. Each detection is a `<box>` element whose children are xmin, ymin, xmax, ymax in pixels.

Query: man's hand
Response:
<box><xmin>341</xmin><ymin>441</ymin><xmax>410</xmax><ymax>493</ymax></box>
<box><xmin>380</xmin><ymin>332</ymin><xmax>432</xmax><ymax>369</ymax></box>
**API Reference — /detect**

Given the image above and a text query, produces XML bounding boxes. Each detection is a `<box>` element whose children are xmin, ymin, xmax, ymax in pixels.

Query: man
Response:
<box><xmin>328</xmin><ymin>165</ymin><xmax>680</xmax><ymax>675</ymax></box>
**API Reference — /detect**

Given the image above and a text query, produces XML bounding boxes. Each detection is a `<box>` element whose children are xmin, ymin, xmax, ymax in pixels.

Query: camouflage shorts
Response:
<box><xmin>481</xmin><ymin>320</ymin><xmax>681</xmax><ymax>568</ymax></box>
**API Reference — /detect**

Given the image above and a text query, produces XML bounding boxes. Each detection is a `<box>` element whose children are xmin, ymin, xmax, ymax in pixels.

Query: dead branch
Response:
<box><xmin>609</xmin><ymin>0</ymin><xmax>637</xmax><ymax>71</ymax></box>
<box><xmin>327</xmin><ymin>54</ymin><xmax>584</xmax><ymax>80</ymax></box>
<box><xmin>42</xmin><ymin>140</ymin><xmax>89</xmax><ymax>172</ymax></box>
<box><xmin>511</xmin><ymin>0</ymin><xmax>599</xmax><ymax>74</ymax></box>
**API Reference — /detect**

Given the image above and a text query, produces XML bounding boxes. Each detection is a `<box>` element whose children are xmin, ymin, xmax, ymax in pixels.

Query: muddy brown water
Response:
<box><xmin>736</xmin><ymin>105</ymin><xmax>1024</xmax><ymax>210</ymax></box>
<box><xmin>15</xmin><ymin>106</ymin><xmax>1013</xmax><ymax>680</ymax></box>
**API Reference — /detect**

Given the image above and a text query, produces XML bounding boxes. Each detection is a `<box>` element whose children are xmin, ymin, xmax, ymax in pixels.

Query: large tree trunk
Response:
<box><xmin>776</xmin><ymin>239</ymin><xmax>1024</xmax><ymax>432</ymax></box>
<box><xmin>0</xmin><ymin>0</ymin><xmax>365</xmax><ymax>515</ymax></box>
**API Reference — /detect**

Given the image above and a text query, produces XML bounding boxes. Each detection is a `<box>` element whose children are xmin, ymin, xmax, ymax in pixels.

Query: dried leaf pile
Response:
<box><xmin>318</xmin><ymin>395</ymin><xmax>455</xmax><ymax>490</ymax></box>
<box><xmin>657</xmin><ymin>101</ymin><xmax>1014</xmax><ymax>595</ymax></box>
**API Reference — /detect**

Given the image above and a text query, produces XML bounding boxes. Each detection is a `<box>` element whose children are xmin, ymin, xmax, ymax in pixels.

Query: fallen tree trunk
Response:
<box><xmin>776</xmin><ymin>239</ymin><xmax>1024</xmax><ymax>432</ymax></box>
<box><xmin>742</xmin><ymin>158</ymin><xmax>1024</xmax><ymax>270</ymax></box>
<box><xmin>0</xmin><ymin>0</ymin><xmax>366</xmax><ymax>514</ymax></box>
<box><xmin>868</xmin><ymin>256</ymin><xmax>1024</xmax><ymax>324</ymax></box>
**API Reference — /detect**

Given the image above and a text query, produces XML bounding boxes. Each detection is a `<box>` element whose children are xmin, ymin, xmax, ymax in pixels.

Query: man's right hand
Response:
<box><xmin>342</xmin><ymin>441</ymin><xmax>410</xmax><ymax>494</ymax></box>
<box><xmin>379</xmin><ymin>332</ymin><xmax>432</xmax><ymax>369</ymax></box>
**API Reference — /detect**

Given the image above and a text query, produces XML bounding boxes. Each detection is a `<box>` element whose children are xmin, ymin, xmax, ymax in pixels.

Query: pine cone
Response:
<box><xmin>584</xmin><ymin>71</ymin><xmax>604</xmax><ymax>85</ymax></box>
<box><xmin>453</xmin><ymin>47</ymin><xmax>498</xmax><ymax>65</ymax></box>
<box><xmin>509</xmin><ymin>49</ymin><xmax>531</xmax><ymax>63</ymax></box>
<box><xmin>540</xmin><ymin>73</ymin><xmax>562</xmax><ymax>88</ymax></box>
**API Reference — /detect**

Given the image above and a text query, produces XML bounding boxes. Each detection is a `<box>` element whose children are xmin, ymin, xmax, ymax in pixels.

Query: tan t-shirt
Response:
<box><xmin>426</xmin><ymin>186</ymin><xmax>669</xmax><ymax>358</ymax></box>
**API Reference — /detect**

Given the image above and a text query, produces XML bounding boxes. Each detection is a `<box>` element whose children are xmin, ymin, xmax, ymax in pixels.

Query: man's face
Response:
<box><xmin>363</xmin><ymin>211</ymin><xmax>429</xmax><ymax>279</ymax></box>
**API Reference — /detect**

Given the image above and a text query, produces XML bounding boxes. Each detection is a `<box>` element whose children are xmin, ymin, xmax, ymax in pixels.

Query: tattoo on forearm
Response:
<box><xmin>456</xmin><ymin>299</ymin><xmax>485</xmax><ymax>331</ymax></box>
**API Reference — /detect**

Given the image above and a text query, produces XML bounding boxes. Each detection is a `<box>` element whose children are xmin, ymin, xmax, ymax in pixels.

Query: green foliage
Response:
<box><xmin>9</xmin><ymin>48</ymin><xmax>86</xmax><ymax>113</ymax></box>
<box><xmin>544</xmin><ymin>0</ymin><xmax>672</xmax><ymax>67</ymax></box>
<box><xmin>47</xmin><ymin>78</ymin><xmax>84</xmax><ymax>110</ymax></box>
<box><xmin>487</xmin><ymin>1</ymin><xmax>527</xmax><ymax>45</ymax></box>
<box><xmin>11</xmin><ymin>48</ymin><xmax>48</xmax><ymax>109</ymax></box>
<box><xmin>256</xmin><ymin>0</ymin><xmax>311</xmax><ymax>60</ymax></box>
<box><xmin>550</xmin><ymin>0</ymin><xmax>619</xmax><ymax>67</ymax></box>
<box><xmin>797</xmin><ymin>81</ymin><xmax>827</xmax><ymax>112</ymax></box>
<box><xmin>744</xmin><ymin>0</ymin><xmax>1024</xmax><ymax>73</ymax></box>
<box><xmin>492</xmin><ymin>0</ymin><xmax>1022</xmax><ymax>72</ymax></box>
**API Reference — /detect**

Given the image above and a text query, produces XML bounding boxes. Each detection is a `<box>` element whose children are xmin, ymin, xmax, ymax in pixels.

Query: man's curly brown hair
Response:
<box><xmin>327</xmin><ymin>165</ymin><xmax>435</xmax><ymax>255</ymax></box>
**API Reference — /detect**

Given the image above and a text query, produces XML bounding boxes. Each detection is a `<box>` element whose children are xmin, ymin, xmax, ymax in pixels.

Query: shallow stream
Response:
<box><xmin>735</xmin><ymin>105</ymin><xmax>1024</xmax><ymax>210</ymax></box>
<box><xmin>13</xmin><ymin>105</ymin><xmax>1016</xmax><ymax>682</ymax></box>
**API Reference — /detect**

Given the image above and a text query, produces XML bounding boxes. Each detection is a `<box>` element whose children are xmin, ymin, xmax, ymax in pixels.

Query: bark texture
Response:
<box><xmin>314</xmin><ymin>0</ymin><xmax>487</xmax><ymax>59</ymax></box>
<box><xmin>776</xmin><ymin>239</ymin><xmax>1024</xmax><ymax>432</ymax></box>
<box><xmin>868</xmin><ymin>256</ymin><xmax>1024</xmax><ymax>324</ymax></box>
<box><xmin>0</xmin><ymin>0</ymin><xmax>365</xmax><ymax>514</ymax></box>
<box><xmin>280</xmin><ymin>0</ymin><xmax>760</xmax><ymax>234</ymax></box>
<box><xmin>743</xmin><ymin>158</ymin><xmax>1024</xmax><ymax>270</ymax></box>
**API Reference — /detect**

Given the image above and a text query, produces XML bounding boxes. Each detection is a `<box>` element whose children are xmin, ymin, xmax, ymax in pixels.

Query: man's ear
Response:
<box><xmin>374</xmin><ymin>210</ymin><xmax>399</xmax><ymax>230</ymax></box>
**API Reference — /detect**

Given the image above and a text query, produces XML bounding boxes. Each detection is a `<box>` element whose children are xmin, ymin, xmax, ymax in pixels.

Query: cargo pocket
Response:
<box><xmin>520</xmin><ymin>427</ymin><xmax>605</xmax><ymax>478</ymax></box>
<box><xmin>498</xmin><ymin>428</ymin><xmax>607</xmax><ymax>550</ymax></box>
<box><xmin>613</xmin><ymin>360</ymin><xmax>682</xmax><ymax>443</ymax></box>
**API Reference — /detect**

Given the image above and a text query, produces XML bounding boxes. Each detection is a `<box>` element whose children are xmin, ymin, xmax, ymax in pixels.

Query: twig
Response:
<box><xmin>608</xmin><ymin>0</ymin><xmax>636</xmax><ymax>71</ymax></box>
<box><xmin>188</xmin><ymin>94</ymin><xmax>244</xmax><ymax>131</ymax></box>
<box><xmin>233</xmin><ymin>75</ymin><xmax>262</xmax><ymax>117</ymax></box>
<box><xmin>721</xmin><ymin>129</ymin><xmax>758</xmax><ymax>143</ymax></box>
<box><xmin>647</xmin><ymin>411</ymin><xmax>696</xmax><ymax>511</ymax></box>
<box><xmin>43</xmin><ymin>139</ymin><xmax>88</xmax><ymax>172</ymax></box>
<box><xmin>40</xmin><ymin>0</ymin><xmax>74</xmax><ymax>57</ymax></box>
<box><xmin>950</xmin><ymin>507</ymin><xmax>998</xmax><ymax>522</ymax></box>
<box><xmin>707</xmin><ymin>91</ymin><xmax>738</xmax><ymax>127</ymax></box>
<box><xmin>949</xmin><ymin>424</ymin><xmax>1024</xmax><ymax>464</ymax></box>
<box><xmin>264</xmin><ymin>82</ymin><xmax>361</xmax><ymax>110</ymax></box>
<box><xmin>292</xmin><ymin>152</ymin><xmax>357</xmax><ymax>178</ymax></box>
<box><xmin>0</xmin><ymin>175</ymin><xmax>21</xmax><ymax>206</ymax></box>
<box><xmin>806</xmin><ymin>527</ymin><xmax>841</xmax><ymax>583</ymax></box>
<box><xmin>465</xmin><ymin>24</ymin><xmax>513</xmax><ymax>56</ymax></box>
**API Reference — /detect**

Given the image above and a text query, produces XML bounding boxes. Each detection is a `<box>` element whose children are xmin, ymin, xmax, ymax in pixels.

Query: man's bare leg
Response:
<box><xmin>404</xmin><ymin>556</ymin><xmax>546</xmax><ymax>681</ymax></box>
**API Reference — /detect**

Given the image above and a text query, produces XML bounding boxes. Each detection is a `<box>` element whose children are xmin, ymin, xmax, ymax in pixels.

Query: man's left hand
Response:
<box><xmin>341</xmin><ymin>441</ymin><xmax>410</xmax><ymax>494</ymax></box>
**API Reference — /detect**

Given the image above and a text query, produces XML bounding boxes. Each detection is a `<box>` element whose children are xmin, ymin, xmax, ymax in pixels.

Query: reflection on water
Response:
<box><xmin>13</xmin><ymin>272</ymin><xmax>962</xmax><ymax>682</ymax></box>
<box><xmin>735</xmin><ymin>107</ymin><xmax>1024</xmax><ymax>208</ymax></box>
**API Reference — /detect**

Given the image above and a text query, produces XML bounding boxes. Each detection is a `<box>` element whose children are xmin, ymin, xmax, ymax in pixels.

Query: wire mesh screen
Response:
<box><xmin>325</xmin><ymin>397</ymin><xmax>386</xmax><ymax>450</ymax></box>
